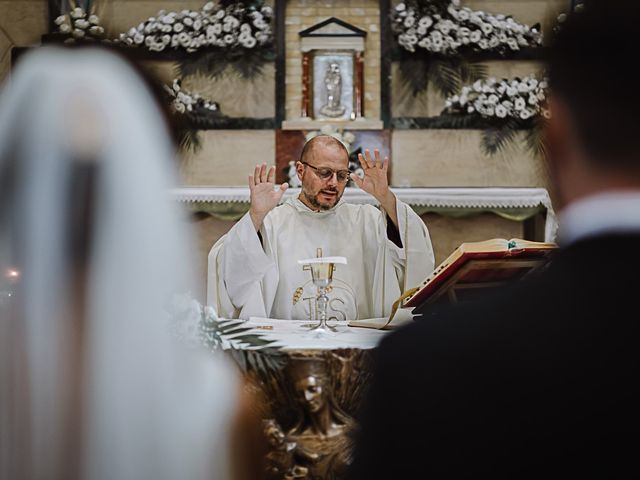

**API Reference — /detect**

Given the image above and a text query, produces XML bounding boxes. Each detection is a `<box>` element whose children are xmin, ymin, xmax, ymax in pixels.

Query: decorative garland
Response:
<box><xmin>117</xmin><ymin>1</ymin><xmax>274</xmax><ymax>78</ymax></box>
<box><xmin>392</xmin><ymin>0</ymin><xmax>542</xmax><ymax>55</ymax></box>
<box><xmin>391</xmin><ymin>0</ymin><xmax>543</xmax><ymax>97</ymax></box>
<box><xmin>442</xmin><ymin>76</ymin><xmax>549</xmax><ymax>156</ymax></box>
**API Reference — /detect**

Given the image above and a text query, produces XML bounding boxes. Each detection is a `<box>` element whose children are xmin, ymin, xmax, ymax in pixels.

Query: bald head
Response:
<box><xmin>300</xmin><ymin>135</ymin><xmax>349</xmax><ymax>167</ymax></box>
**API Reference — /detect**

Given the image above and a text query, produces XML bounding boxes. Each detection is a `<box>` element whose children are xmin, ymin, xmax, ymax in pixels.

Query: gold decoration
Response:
<box><xmin>292</xmin><ymin>287</ymin><xmax>304</xmax><ymax>305</ymax></box>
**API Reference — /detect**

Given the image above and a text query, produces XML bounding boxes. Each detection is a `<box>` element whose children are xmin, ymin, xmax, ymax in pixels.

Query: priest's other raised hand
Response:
<box><xmin>351</xmin><ymin>148</ymin><xmax>398</xmax><ymax>229</ymax></box>
<box><xmin>249</xmin><ymin>163</ymin><xmax>289</xmax><ymax>231</ymax></box>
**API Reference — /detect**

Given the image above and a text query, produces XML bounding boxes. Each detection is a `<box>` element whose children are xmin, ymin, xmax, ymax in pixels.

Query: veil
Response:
<box><xmin>0</xmin><ymin>47</ymin><xmax>237</xmax><ymax>480</ymax></box>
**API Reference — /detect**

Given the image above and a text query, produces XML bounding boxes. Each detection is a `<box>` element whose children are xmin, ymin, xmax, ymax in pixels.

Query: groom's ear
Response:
<box><xmin>296</xmin><ymin>161</ymin><xmax>304</xmax><ymax>180</ymax></box>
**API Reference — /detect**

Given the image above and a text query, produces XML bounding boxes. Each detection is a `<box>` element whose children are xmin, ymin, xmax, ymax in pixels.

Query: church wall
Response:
<box><xmin>180</xmin><ymin>130</ymin><xmax>276</xmax><ymax>185</ymax></box>
<box><xmin>391</xmin><ymin>130</ymin><xmax>549</xmax><ymax>187</ymax></box>
<box><xmin>0</xmin><ymin>1</ymin><xmax>48</xmax><ymax>83</ymax></box>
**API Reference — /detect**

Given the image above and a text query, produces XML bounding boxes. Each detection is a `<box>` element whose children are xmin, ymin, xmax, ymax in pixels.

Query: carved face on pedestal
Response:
<box><xmin>295</xmin><ymin>375</ymin><xmax>325</xmax><ymax>413</ymax></box>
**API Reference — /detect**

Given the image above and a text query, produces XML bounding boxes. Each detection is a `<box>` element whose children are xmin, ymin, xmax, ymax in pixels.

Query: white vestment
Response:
<box><xmin>207</xmin><ymin>196</ymin><xmax>435</xmax><ymax>320</ymax></box>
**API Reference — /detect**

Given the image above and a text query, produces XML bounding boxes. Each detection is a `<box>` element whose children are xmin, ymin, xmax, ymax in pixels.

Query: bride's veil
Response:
<box><xmin>0</xmin><ymin>47</ymin><xmax>236</xmax><ymax>480</ymax></box>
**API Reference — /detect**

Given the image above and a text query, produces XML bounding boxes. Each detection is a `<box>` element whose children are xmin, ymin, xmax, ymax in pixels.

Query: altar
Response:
<box><xmin>223</xmin><ymin>318</ymin><xmax>388</xmax><ymax>480</ymax></box>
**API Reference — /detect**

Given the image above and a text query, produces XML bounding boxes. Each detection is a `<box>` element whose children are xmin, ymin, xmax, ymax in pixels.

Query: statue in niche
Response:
<box><xmin>283</xmin><ymin>357</ymin><xmax>355</xmax><ymax>479</ymax></box>
<box><xmin>319</xmin><ymin>62</ymin><xmax>346</xmax><ymax>118</ymax></box>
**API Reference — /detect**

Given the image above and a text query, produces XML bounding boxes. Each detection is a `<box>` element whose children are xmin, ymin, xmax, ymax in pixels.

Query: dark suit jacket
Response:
<box><xmin>350</xmin><ymin>234</ymin><xmax>640</xmax><ymax>478</ymax></box>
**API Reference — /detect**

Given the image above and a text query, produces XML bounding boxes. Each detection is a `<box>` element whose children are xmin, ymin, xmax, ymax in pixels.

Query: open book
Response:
<box><xmin>348</xmin><ymin>307</ymin><xmax>414</xmax><ymax>330</ymax></box>
<box><xmin>403</xmin><ymin>238</ymin><xmax>557</xmax><ymax>311</ymax></box>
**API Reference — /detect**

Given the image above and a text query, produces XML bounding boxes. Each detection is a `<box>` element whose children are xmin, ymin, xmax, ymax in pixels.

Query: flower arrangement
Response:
<box><xmin>442</xmin><ymin>76</ymin><xmax>549</xmax><ymax>156</ymax></box>
<box><xmin>165</xmin><ymin>79</ymin><xmax>220</xmax><ymax>115</ymax></box>
<box><xmin>286</xmin><ymin>125</ymin><xmax>363</xmax><ymax>188</ymax></box>
<box><xmin>117</xmin><ymin>1</ymin><xmax>274</xmax><ymax>79</ymax></box>
<box><xmin>167</xmin><ymin>293</ymin><xmax>286</xmax><ymax>374</ymax></box>
<box><xmin>117</xmin><ymin>1</ymin><xmax>273</xmax><ymax>53</ymax></box>
<box><xmin>54</xmin><ymin>7</ymin><xmax>105</xmax><ymax>41</ymax></box>
<box><xmin>391</xmin><ymin>0</ymin><xmax>542</xmax><ymax>55</ymax></box>
<box><xmin>391</xmin><ymin>0</ymin><xmax>543</xmax><ymax>97</ymax></box>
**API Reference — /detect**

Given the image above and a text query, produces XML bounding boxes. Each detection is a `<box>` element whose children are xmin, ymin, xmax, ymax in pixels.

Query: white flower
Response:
<box><xmin>162</xmin><ymin>15</ymin><xmax>175</xmax><ymax>24</ymax></box>
<box><xmin>489</xmin><ymin>36</ymin><xmax>499</xmax><ymax>48</ymax></box>
<box><xmin>171</xmin><ymin>34</ymin><xmax>180</xmax><ymax>47</ymax></box>
<box><xmin>458</xmin><ymin>9</ymin><xmax>470</xmax><ymax>21</ymax></box>
<box><xmin>72</xmin><ymin>28</ymin><xmax>85</xmax><ymax>38</ymax></box>
<box><xmin>183</xmin><ymin>17</ymin><xmax>193</xmax><ymax>27</ymax></box>
<box><xmin>75</xmin><ymin>18</ymin><xmax>89</xmax><ymax>29</ymax></box>
<box><xmin>224</xmin><ymin>34</ymin><xmax>234</xmax><ymax>44</ymax></box>
<box><xmin>162</xmin><ymin>34</ymin><xmax>171</xmax><ymax>44</ymax></box>
<box><xmin>134</xmin><ymin>32</ymin><xmax>144</xmax><ymax>44</ymax></box>
<box><xmin>261</xmin><ymin>6</ymin><xmax>273</xmax><ymax>16</ymax></box>
<box><xmin>528</xmin><ymin>94</ymin><xmax>539</xmax><ymax>106</ymax></box>
<box><xmin>507</xmin><ymin>38</ymin><xmax>519</xmax><ymax>50</ymax></box>
<box><xmin>520</xmin><ymin>109</ymin><xmax>533</xmax><ymax>120</ymax></box>
<box><xmin>467</xmin><ymin>106</ymin><xmax>475</xmax><ymax>113</ymax></box>
<box><xmin>488</xmin><ymin>94</ymin><xmax>499</xmax><ymax>104</ymax></box>
<box><xmin>404</xmin><ymin>15</ymin><xmax>415</xmax><ymax>28</ymax></box>
<box><xmin>473</xmin><ymin>80</ymin><xmax>483</xmax><ymax>92</ymax></box>
<box><xmin>70</xmin><ymin>7</ymin><xmax>84</xmax><ymax>19</ymax></box>
<box><xmin>215</xmin><ymin>9</ymin><xmax>225</xmax><ymax>20</ymax></box>
<box><xmin>396</xmin><ymin>3</ymin><xmax>406</xmax><ymax>12</ymax></box>
<box><xmin>203</xmin><ymin>2</ymin><xmax>215</xmax><ymax>13</ymax></box>
<box><xmin>419</xmin><ymin>16</ymin><xmax>433</xmax><ymax>29</ymax></box>
<box><xmin>189</xmin><ymin>11</ymin><xmax>199</xmax><ymax>18</ymax></box>
<box><xmin>470</xmin><ymin>30</ymin><xmax>482</xmax><ymax>42</ymax></box>
<box><xmin>59</xmin><ymin>23</ymin><xmax>71</xmax><ymax>33</ymax></box>
<box><xmin>517</xmin><ymin>82</ymin><xmax>529</xmax><ymax>93</ymax></box>
<box><xmin>436</xmin><ymin>22</ymin><xmax>451</xmax><ymax>35</ymax></box>
<box><xmin>514</xmin><ymin>97</ymin><xmax>526</xmax><ymax>111</ymax></box>
<box><xmin>193</xmin><ymin>19</ymin><xmax>202</xmax><ymax>31</ymax></box>
<box><xmin>178</xmin><ymin>32</ymin><xmax>190</xmax><ymax>46</ymax></box>
<box><xmin>481</xmin><ymin>23</ymin><xmax>493</xmax><ymax>35</ymax></box>
<box><xmin>495</xmin><ymin>105</ymin><xmax>507</xmax><ymax>118</ymax></box>
<box><xmin>144</xmin><ymin>36</ymin><xmax>153</xmax><ymax>46</ymax></box>
<box><xmin>506</xmin><ymin>86</ymin><xmax>517</xmax><ymax>97</ymax></box>
<box><xmin>343</xmin><ymin>131</ymin><xmax>356</xmax><ymax>144</ymax></box>
<box><xmin>242</xmin><ymin>36</ymin><xmax>256</xmax><ymax>48</ymax></box>
<box><xmin>55</xmin><ymin>15</ymin><xmax>66</xmax><ymax>26</ymax></box>
<box><xmin>478</xmin><ymin>39</ymin><xmax>489</xmax><ymax>49</ymax></box>
<box><xmin>447</xmin><ymin>4</ymin><xmax>459</xmax><ymax>19</ymax></box>
<box><xmin>173</xmin><ymin>22</ymin><xmax>184</xmax><ymax>32</ymax></box>
<box><xmin>175</xmin><ymin>102</ymin><xmax>186</xmax><ymax>113</ymax></box>
<box><xmin>418</xmin><ymin>37</ymin><xmax>432</xmax><ymax>49</ymax></box>
<box><xmin>89</xmin><ymin>14</ymin><xmax>99</xmax><ymax>25</ymax></box>
<box><xmin>89</xmin><ymin>25</ymin><xmax>104</xmax><ymax>35</ymax></box>
<box><xmin>212</xmin><ymin>23</ymin><xmax>222</xmax><ymax>35</ymax></box>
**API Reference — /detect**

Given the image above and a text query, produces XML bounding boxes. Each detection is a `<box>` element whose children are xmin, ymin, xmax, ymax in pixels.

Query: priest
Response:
<box><xmin>207</xmin><ymin>136</ymin><xmax>435</xmax><ymax>320</ymax></box>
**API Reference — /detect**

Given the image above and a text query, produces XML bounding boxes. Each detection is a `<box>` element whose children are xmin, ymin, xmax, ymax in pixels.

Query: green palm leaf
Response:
<box><xmin>481</xmin><ymin>118</ymin><xmax>522</xmax><ymax>156</ymax></box>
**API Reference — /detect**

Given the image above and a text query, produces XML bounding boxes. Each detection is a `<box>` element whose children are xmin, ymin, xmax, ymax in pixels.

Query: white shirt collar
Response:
<box><xmin>559</xmin><ymin>191</ymin><xmax>640</xmax><ymax>246</ymax></box>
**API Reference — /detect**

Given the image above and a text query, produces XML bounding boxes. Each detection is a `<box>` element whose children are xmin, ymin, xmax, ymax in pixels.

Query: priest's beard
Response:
<box><xmin>301</xmin><ymin>184</ymin><xmax>343</xmax><ymax>210</ymax></box>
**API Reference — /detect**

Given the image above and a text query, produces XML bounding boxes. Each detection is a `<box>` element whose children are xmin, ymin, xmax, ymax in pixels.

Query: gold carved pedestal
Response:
<box><xmin>240</xmin><ymin>348</ymin><xmax>373</xmax><ymax>480</ymax></box>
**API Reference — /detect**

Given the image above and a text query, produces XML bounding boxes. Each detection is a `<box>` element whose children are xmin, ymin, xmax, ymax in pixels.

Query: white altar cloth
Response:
<box><xmin>227</xmin><ymin>317</ymin><xmax>389</xmax><ymax>350</ymax></box>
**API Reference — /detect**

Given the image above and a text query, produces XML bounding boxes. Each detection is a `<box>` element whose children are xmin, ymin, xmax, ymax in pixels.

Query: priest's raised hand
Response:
<box><xmin>351</xmin><ymin>149</ymin><xmax>398</xmax><ymax>229</ymax></box>
<box><xmin>249</xmin><ymin>163</ymin><xmax>289</xmax><ymax>231</ymax></box>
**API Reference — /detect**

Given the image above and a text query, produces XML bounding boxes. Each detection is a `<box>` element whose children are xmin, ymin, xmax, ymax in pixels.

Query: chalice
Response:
<box><xmin>298</xmin><ymin>256</ymin><xmax>347</xmax><ymax>333</ymax></box>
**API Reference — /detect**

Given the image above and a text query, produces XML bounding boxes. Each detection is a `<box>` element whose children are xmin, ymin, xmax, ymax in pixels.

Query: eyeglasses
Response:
<box><xmin>301</xmin><ymin>162</ymin><xmax>351</xmax><ymax>183</ymax></box>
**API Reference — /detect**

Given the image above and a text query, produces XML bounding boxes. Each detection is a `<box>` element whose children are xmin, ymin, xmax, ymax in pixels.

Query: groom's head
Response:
<box><xmin>296</xmin><ymin>136</ymin><xmax>350</xmax><ymax>211</ymax></box>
